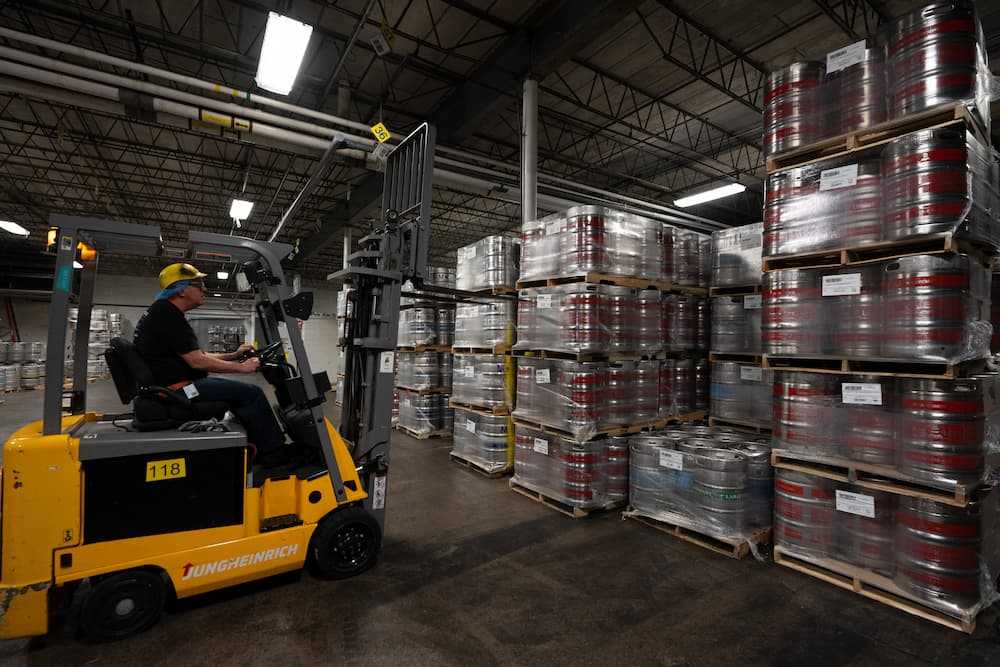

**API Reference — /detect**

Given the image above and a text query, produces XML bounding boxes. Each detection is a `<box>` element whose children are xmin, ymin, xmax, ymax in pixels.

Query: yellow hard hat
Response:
<box><xmin>159</xmin><ymin>263</ymin><xmax>207</xmax><ymax>289</ymax></box>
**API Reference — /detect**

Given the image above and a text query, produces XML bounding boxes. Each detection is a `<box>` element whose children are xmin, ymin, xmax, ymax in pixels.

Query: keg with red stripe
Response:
<box><xmin>695</xmin><ymin>298</ymin><xmax>709</xmax><ymax>351</ymax></box>
<box><xmin>773</xmin><ymin>371</ymin><xmax>840</xmax><ymax>455</ymax></box>
<box><xmin>764</xmin><ymin>61</ymin><xmax>826</xmax><ymax>155</ymax></box>
<box><xmin>763</xmin><ymin>269</ymin><xmax>826</xmax><ymax>355</ymax></box>
<box><xmin>887</xmin><ymin>0</ymin><xmax>980</xmax><ymax>117</ymax></box>
<box><xmin>562</xmin><ymin>205</ymin><xmax>610</xmax><ymax>274</ymax></box>
<box><xmin>661</xmin><ymin>224</ymin><xmax>676</xmax><ymax>282</ymax></box>
<box><xmin>829</xmin><ymin>266</ymin><xmax>883</xmax><ymax>357</ymax></box>
<box><xmin>562</xmin><ymin>284</ymin><xmax>607</xmax><ymax>354</ymax></box>
<box><xmin>515</xmin><ymin>291</ymin><xmax>538</xmax><ymax>349</ymax></box>
<box><xmin>829</xmin><ymin>47</ymin><xmax>887</xmax><ymax>134</ymax></box>
<box><xmin>896</xmin><ymin>377</ymin><xmax>984</xmax><ymax>486</ymax></box>
<box><xmin>835</xmin><ymin>488</ymin><xmax>896</xmax><ymax>575</ymax></box>
<box><xmin>895</xmin><ymin>496</ymin><xmax>982</xmax><ymax>609</ymax></box>
<box><xmin>606</xmin><ymin>361</ymin><xmax>637</xmax><ymax>426</ymax></box>
<box><xmin>557</xmin><ymin>436</ymin><xmax>608</xmax><ymax>507</ymax></box>
<box><xmin>764</xmin><ymin>166</ymin><xmax>823</xmax><ymax>257</ymax></box>
<box><xmin>557</xmin><ymin>360</ymin><xmax>609</xmax><ymax>437</ymax></box>
<box><xmin>882</xmin><ymin>254</ymin><xmax>980</xmax><ymax>361</ymax></box>
<box><xmin>513</xmin><ymin>424</ymin><xmax>547</xmax><ymax>487</ymax></box>
<box><xmin>606</xmin><ymin>436</ymin><xmax>630</xmax><ymax>504</ymax></box>
<box><xmin>882</xmin><ymin>126</ymin><xmax>970</xmax><ymax>240</ymax></box>
<box><xmin>774</xmin><ymin>469</ymin><xmax>836</xmax><ymax>557</ymax></box>
<box><xmin>601</xmin><ymin>285</ymin><xmax>637</xmax><ymax>353</ymax></box>
<box><xmin>842</xmin><ymin>376</ymin><xmax>896</xmax><ymax>465</ymax></box>
<box><xmin>636</xmin><ymin>289</ymin><xmax>663</xmax><ymax>353</ymax></box>
<box><xmin>836</xmin><ymin>159</ymin><xmax>884</xmax><ymax>246</ymax></box>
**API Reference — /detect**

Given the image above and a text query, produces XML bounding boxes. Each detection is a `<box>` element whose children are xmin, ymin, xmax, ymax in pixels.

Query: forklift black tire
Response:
<box><xmin>310</xmin><ymin>506</ymin><xmax>381</xmax><ymax>579</ymax></box>
<box><xmin>77</xmin><ymin>569</ymin><xmax>168</xmax><ymax>642</ymax></box>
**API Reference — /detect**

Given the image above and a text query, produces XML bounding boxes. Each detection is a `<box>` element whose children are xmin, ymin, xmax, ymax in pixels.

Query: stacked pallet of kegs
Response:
<box><xmin>510</xmin><ymin>206</ymin><xmax>709</xmax><ymax>514</ymax></box>
<box><xmin>624</xmin><ymin>425</ymin><xmax>774</xmax><ymax>550</ymax></box>
<box><xmin>708</xmin><ymin>223</ymin><xmax>771</xmax><ymax>433</ymax></box>
<box><xmin>763</xmin><ymin>3</ymin><xmax>1000</xmax><ymax>631</ymax></box>
<box><xmin>450</xmin><ymin>244</ymin><xmax>518</xmax><ymax>475</ymax></box>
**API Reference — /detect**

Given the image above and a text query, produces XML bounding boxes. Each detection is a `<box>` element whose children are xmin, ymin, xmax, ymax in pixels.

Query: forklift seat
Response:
<box><xmin>105</xmin><ymin>337</ymin><xmax>229</xmax><ymax>432</ymax></box>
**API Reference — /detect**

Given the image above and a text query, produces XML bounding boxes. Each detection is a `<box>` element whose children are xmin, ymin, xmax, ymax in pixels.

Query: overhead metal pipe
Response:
<box><xmin>269</xmin><ymin>137</ymin><xmax>346</xmax><ymax>242</ymax></box>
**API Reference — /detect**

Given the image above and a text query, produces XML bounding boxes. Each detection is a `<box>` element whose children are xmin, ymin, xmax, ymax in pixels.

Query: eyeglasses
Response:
<box><xmin>190</xmin><ymin>282</ymin><xmax>206</xmax><ymax>291</ymax></box>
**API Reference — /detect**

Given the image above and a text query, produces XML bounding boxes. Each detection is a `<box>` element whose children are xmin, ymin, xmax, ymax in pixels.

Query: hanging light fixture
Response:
<box><xmin>255</xmin><ymin>12</ymin><xmax>314</xmax><ymax>95</ymax></box>
<box><xmin>674</xmin><ymin>183</ymin><xmax>747</xmax><ymax>208</ymax></box>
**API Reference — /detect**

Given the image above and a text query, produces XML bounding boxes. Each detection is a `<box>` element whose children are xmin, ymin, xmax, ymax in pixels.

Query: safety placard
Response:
<box><xmin>146</xmin><ymin>457</ymin><xmax>186</xmax><ymax>482</ymax></box>
<box><xmin>822</xmin><ymin>273</ymin><xmax>861</xmax><ymax>296</ymax></box>
<box><xmin>533</xmin><ymin>437</ymin><xmax>549</xmax><ymax>455</ymax></box>
<box><xmin>379</xmin><ymin>351</ymin><xmax>395</xmax><ymax>373</ymax></box>
<box><xmin>372</xmin><ymin>475</ymin><xmax>387</xmax><ymax>510</ymax></box>
<box><xmin>658</xmin><ymin>450</ymin><xmax>683</xmax><ymax>470</ymax></box>
<box><xmin>536</xmin><ymin>294</ymin><xmax>552</xmax><ymax>310</ymax></box>
<box><xmin>819</xmin><ymin>163</ymin><xmax>859</xmax><ymax>191</ymax></box>
<box><xmin>743</xmin><ymin>294</ymin><xmax>761</xmax><ymax>309</ymax></box>
<box><xmin>535</xmin><ymin>368</ymin><xmax>550</xmax><ymax>384</ymax></box>
<box><xmin>465</xmin><ymin>419</ymin><xmax>476</xmax><ymax>433</ymax></box>
<box><xmin>740</xmin><ymin>366</ymin><xmax>763</xmax><ymax>382</ymax></box>
<box><xmin>826</xmin><ymin>40</ymin><xmax>867</xmax><ymax>73</ymax></box>
<box><xmin>835</xmin><ymin>490</ymin><xmax>875</xmax><ymax>518</ymax></box>
<box><xmin>842</xmin><ymin>382</ymin><xmax>882</xmax><ymax>405</ymax></box>
<box><xmin>370</xmin><ymin>122</ymin><xmax>391</xmax><ymax>143</ymax></box>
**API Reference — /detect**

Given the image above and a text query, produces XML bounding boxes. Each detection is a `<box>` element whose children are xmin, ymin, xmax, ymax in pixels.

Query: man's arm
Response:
<box><xmin>207</xmin><ymin>342</ymin><xmax>254</xmax><ymax>362</ymax></box>
<box><xmin>181</xmin><ymin>349</ymin><xmax>259</xmax><ymax>373</ymax></box>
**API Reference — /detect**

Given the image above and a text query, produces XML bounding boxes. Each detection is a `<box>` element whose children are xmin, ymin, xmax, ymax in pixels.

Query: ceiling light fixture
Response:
<box><xmin>230</xmin><ymin>199</ymin><xmax>254</xmax><ymax>223</ymax></box>
<box><xmin>674</xmin><ymin>183</ymin><xmax>747</xmax><ymax>208</ymax></box>
<box><xmin>217</xmin><ymin>271</ymin><xmax>229</xmax><ymax>280</ymax></box>
<box><xmin>0</xmin><ymin>220</ymin><xmax>29</xmax><ymax>236</ymax></box>
<box><xmin>255</xmin><ymin>12</ymin><xmax>313</xmax><ymax>95</ymax></box>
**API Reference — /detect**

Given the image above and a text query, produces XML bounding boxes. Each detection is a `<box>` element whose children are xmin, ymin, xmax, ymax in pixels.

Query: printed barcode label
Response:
<box><xmin>462</xmin><ymin>366</ymin><xmax>475</xmax><ymax>378</ymax></box>
<box><xmin>535</xmin><ymin>368</ymin><xmax>550</xmax><ymax>384</ymax></box>
<box><xmin>743</xmin><ymin>294</ymin><xmax>761</xmax><ymax>309</ymax></box>
<box><xmin>465</xmin><ymin>419</ymin><xmax>476</xmax><ymax>433</ymax></box>
<box><xmin>826</xmin><ymin>40</ymin><xmax>867</xmax><ymax>73</ymax></box>
<box><xmin>835</xmin><ymin>490</ymin><xmax>875</xmax><ymax>518</ymax></box>
<box><xmin>740</xmin><ymin>366</ymin><xmax>763</xmax><ymax>382</ymax></box>
<box><xmin>822</xmin><ymin>273</ymin><xmax>861</xmax><ymax>296</ymax></box>
<box><xmin>533</xmin><ymin>437</ymin><xmax>549</xmax><ymax>455</ymax></box>
<box><xmin>842</xmin><ymin>382</ymin><xmax>882</xmax><ymax>405</ymax></box>
<box><xmin>536</xmin><ymin>294</ymin><xmax>553</xmax><ymax>309</ymax></box>
<box><xmin>819</xmin><ymin>163</ymin><xmax>859</xmax><ymax>191</ymax></box>
<box><xmin>545</xmin><ymin>220</ymin><xmax>562</xmax><ymax>235</ymax></box>
<box><xmin>658</xmin><ymin>450</ymin><xmax>683</xmax><ymax>470</ymax></box>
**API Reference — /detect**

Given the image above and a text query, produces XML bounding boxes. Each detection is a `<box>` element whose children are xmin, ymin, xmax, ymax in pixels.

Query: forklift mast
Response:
<box><xmin>335</xmin><ymin>123</ymin><xmax>435</xmax><ymax>528</ymax></box>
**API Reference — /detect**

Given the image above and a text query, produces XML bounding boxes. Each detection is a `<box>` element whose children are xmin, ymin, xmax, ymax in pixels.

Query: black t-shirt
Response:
<box><xmin>133</xmin><ymin>299</ymin><xmax>208</xmax><ymax>386</ymax></box>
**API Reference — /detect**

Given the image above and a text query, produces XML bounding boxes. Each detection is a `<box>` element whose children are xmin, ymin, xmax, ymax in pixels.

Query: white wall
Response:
<box><xmin>5</xmin><ymin>273</ymin><xmax>342</xmax><ymax>378</ymax></box>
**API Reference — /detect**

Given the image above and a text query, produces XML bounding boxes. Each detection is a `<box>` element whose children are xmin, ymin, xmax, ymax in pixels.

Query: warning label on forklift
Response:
<box><xmin>379</xmin><ymin>351</ymin><xmax>395</xmax><ymax>373</ymax></box>
<box><xmin>372</xmin><ymin>475</ymin><xmax>387</xmax><ymax>510</ymax></box>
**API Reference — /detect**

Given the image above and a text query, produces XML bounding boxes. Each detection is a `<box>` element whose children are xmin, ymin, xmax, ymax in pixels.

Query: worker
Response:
<box><xmin>133</xmin><ymin>262</ymin><xmax>286</xmax><ymax>457</ymax></box>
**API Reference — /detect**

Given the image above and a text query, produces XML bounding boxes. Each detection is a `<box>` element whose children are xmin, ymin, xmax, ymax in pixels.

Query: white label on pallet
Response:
<box><xmin>402</xmin><ymin>398</ymin><xmax>410</xmax><ymax>408</ymax></box>
<box><xmin>379</xmin><ymin>351</ymin><xmax>395</xmax><ymax>373</ymax></box>
<box><xmin>835</xmin><ymin>490</ymin><xmax>876</xmax><ymax>518</ymax></box>
<box><xmin>465</xmin><ymin>419</ymin><xmax>476</xmax><ymax>433</ymax></box>
<box><xmin>533</xmin><ymin>437</ymin><xmax>549</xmax><ymax>455</ymax></box>
<box><xmin>743</xmin><ymin>294</ymin><xmax>761</xmax><ymax>309</ymax></box>
<box><xmin>462</xmin><ymin>365</ymin><xmax>475</xmax><ymax>378</ymax></box>
<box><xmin>535</xmin><ymin>368</ymin><xmax>550</xmax><ymax>384</ymax></box>
<box><xmin>819</xmin><ymin>163</ymin><xmax>859</xmax><ymax>191</ymax></box>
<box><xmin>545</xmin><ymin>220</ymin><xmax>562</xmax><ymax>235</ymax></box>
<box><xmin>740</xmin><ymin>366</ymin><xmax>763</xmax><ymax>382</ymax></box>
<box><xmin>822</xmin><ymin>273</ymin><xmax>861</xmax><ymax>296</ymax></box>
<box><xmin>658</xmin><ymin>449</ymin><xmax>684</xmax><ymax>470</ymax></box>
<box><xmin>536</xmin><ymin>294</ymin><xmax>553</xmax><ymax>310</ymax></box>
<box><xmin>842</xmin><ymin>382</ymin><xmax>882</xmax><ymax>405</ymax></box>
<box><xmin>826</xmin><ymin>40</ymin><xmax>867</xmax><ymax>73</ymax></box>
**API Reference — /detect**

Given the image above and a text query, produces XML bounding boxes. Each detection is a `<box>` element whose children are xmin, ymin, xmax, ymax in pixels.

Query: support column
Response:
<box><xmin>342</xmin><ymin>228</ymin><xmax>352</xmax><ymax>269</ymax></box>
<box><xmin>521</xmin><ymin>78</ymin><xmax>538</xmax><ymax>225</ymax></box>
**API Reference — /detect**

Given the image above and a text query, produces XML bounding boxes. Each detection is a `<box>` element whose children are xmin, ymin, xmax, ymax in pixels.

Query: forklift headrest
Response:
<box><xmin>105</xmin><ymin>337</ymin><xmax>156</xmax><ymax>404</ymax></box>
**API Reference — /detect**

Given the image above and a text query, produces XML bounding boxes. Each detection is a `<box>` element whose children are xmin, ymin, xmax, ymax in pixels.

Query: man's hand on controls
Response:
<box><xmin>235</xmin><ymin>342</ymin><xmax>255</xmax><ymax>356</ymax></box>
<box><xmin>238</xmin><ymin>357</ymin><xmax>261</xmax><ymax>373</ymax></box>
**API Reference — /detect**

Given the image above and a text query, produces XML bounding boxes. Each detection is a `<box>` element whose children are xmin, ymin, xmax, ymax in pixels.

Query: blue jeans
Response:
<box><xmin>192</xmin><ymin>377</ymin><xmax>284</xmax><ymax>453</ymax></box>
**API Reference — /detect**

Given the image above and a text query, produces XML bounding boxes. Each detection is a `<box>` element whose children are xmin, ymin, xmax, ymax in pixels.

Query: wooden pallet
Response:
<box><xmin>511</xmin><ymin>348</ymin><xmax>667</xmax><ymax>363</ymax></box>
<box><xmin>709</xmin><ymin>284</ymin><xmax>761</xmax><ymax>297</ymax></box>
<box><xmin>516</xmin><ymin>272</ymin><xmax>708</xmax><ymax>296</ymax></box>
<box><xmin>709</xmin><ymin>352</ymin><xmax>764</xmax><ymax>363</ymax></box>
<box><xmin>448</xmin><ymin>399</ymin><xmax>511</xmax><ymax>416</ymax></box>
<box><xmin>449</xmin><ymin>452</ymin><xmax>511</xmax><ymax>479</ymax></box>
<box><xmin>708</xmin><ymin>416</ymin><xmax>773</xmax><ymax>434</ymax></box>
<box><xmin>761</xmin><ymin>232</ymin><xmax>996</xmax><ymax>273</ymax></box>
<box><xmin>770</xmin><ymin>450</ymin><xmax>983</xmax><ymax>508</ymax></box>
<box><xmin>773</xmin><ymin>546</ymin><xmax>978</xmax><ymax>634</ymax></box>
<box><xmin>393</xmin><ymin>424</ymin><xmax>451</xmax><ymax>441</ymax></box>
<box><xmin>509</xmin><ymin>479</ymin><xmax>623</xmax><ymax>518</ymax></box>
<box><xmin>396</xmin><ymin>385</ymin><xmax>451</xmax><ymax>396</ymax></box>
<box><xmin>762</xmin><ymin>354</ymin><xmax>985</xmax><ymax>380</ymax></box>
<box><xmin>765</xmin><ymin>104</ymin><xmax>987</xmax><ymax>173</ymax></box>
<box><xmin>397</xmin><ymin>344</ymin><xmax>452</xmax><ymax>353</ymax></box>
<box><xmin>624</xmin><ymin>511</ymin><xmax>771</xmax><ymax>560</ymax></box>
<box><xmin>451</xmin><ymin>344</ymin><xmax>513</xmax><ymax>355</ymax></box>
<box><xmin>511</xmin><ymin>410</ymin><xmax>706</xmax><ymax>440</ymax></box>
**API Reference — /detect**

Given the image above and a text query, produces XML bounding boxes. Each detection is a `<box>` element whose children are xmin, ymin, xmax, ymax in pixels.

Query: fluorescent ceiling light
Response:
<box><xmin>230</xmin><ymin>199</ymin><xmax>254</xmax><ymax>222</ymax></box>
<box><xmin>0</xmin><ymin>220</ymin><xmax>29</xmax><ymax>236</ymax></box>
<box><xmin>217</xmin><ymin>271</ymin><xmax>229</xmax><ymax>280</ymax></box>
<box><xmin>255</xmin><ymin>12</ymin><xmax>313</xmax><ymax>95</ymax></box>
<box><xmin>674</xmin><ymin>183</ymin><xmax>747</xmax><ymax>208</ymax></box>
<box><xmin>73</xmin><ymin>261</ymin><xmax>83</xmax><ymax>269</ymax></box>
<box><xmin>213</xmin><ymin>293</ymin><xmax>222</xmax><ymax>297</ymax></box>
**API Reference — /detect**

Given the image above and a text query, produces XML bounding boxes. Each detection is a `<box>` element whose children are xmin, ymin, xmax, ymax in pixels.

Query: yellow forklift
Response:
<box><xmin>0</xmin><ymin>124</ymin><xmax>435</xmax><ymax>641</ymax></box>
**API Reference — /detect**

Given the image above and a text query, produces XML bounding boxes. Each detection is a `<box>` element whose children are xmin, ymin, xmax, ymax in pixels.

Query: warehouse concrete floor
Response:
<box><xmin>1</xmin><ymin>380</ymin><xmax>1000</xmax><ymax>665</ymax></box>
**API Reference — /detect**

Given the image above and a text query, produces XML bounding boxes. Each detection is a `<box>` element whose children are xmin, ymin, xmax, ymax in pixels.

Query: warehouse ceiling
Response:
<box><xmin>0</xmin><ymin>0</ymin><xmax>998</xmax><ymax>285</ymax></box>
